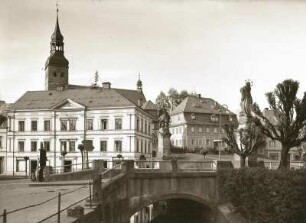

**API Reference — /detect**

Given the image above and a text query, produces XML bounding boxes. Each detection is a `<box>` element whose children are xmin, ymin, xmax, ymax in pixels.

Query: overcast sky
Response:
<box><xmin>1</xmin><ymin>0</ymin><xmax>306</xmax><ymax>113</ymax></box>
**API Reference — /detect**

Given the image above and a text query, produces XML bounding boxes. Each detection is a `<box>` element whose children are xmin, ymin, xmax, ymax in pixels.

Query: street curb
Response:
<box><xmin>28</xmin><ymin>181</ymin><xmax>89</xmax><ymax>187</ymax></box>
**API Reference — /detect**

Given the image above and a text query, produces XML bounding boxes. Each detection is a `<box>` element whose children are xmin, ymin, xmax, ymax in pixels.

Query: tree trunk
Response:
<box><xmin>279</xmin><ymin>144</ymin><xmax>290</xmax><ymax>169</ymax></box>
<box><xmin>240</xmin><ymin>156</ymin><xmax>246</xmax><ymax>168</ymax></box>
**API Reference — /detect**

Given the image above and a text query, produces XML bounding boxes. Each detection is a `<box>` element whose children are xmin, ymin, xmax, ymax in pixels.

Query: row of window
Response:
<box><xmin>172</xmin><ymin>138</ymin><xmax>226</xmax><ymax>147</ymax></box>
<box><xmin>189</xmin><ymin>113</ymin><xmax>234</xmax><ymax>122</ymax></box>
<box><xmin>190</xmin><ymin>126</ymin><xmax>225</xmax><ymax>134</ymax></box>
<box><xmin>268</xmin><ymin>140</ymin><xmax>276</xmax><ymax>147</ymax></box>
<box><xmin>17</xmin><ymin>139</ymin><xmax>124</xmax><ymax>153</ymax></box>
<box><xmin>85</xmin><ymin>118</ymin><xmax>125</xmax><ymax>131</ymax></box>
<box><xmin>171</xmin><ymin>126</ymin><xmax>183</xmax><ymax>135</ymax></box>
<box><xmin>18</xmin><ymin>141</ymin><xmax>51</xmax><ymax>152</ymax></box>
<box><xmin>136</xmin><ymin>118</ymin><xmax>151</xmax><ymax>135</ymax></box>
<box><xmin>16</xmin><ymin>117</ymin><xmax>153</xmax><ymax>133</ymax></box>
<box><xmin>17</xmin><ymin>118</ymin><xmax>124</xmax><ymax>132</ymax></box>
<box><xmin>172</xmin><ymin>139</ymin><xmax>183</xmax><ymax>146</ymax></box>
<box><xmin>136</xmin><ymin>139</ymin><xmax>152</xmax><ymax>154</ymax></box>
<box><xmin>18</xmin><ymin>120</ymin><xmax>51</xmax><ymax>132</ymax></box>
<box><xmin>190</xmin><ymin>138</ymin><xmax>224</xmax><ymax>146</ymax></box>
<box><xmin>171</xmin><ymin>126</ymin><xmax>225</xmax><ymax>135</ymax></box>
<box><xmin>171</xmin><ymin>138</ymin><xmax>208</xmax><ymax>146</ymax></box>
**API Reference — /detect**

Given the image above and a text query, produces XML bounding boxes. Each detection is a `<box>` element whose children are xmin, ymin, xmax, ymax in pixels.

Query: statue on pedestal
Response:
<box><xmin>157</xmin><ymin>108</ymin><xmax>171</xmax><ymax>158</ymax></box>
<box><xmin>225</xmin><ymin>81</ymin><xmax>266</xmax><ymax>167</ymax></box>
<box><xmin>240</xmin><ymin>81</ymin><xmax>253</xmax><ymax>118</ymax></box>
<box><xmin>158</xmin><ymin>108</ymin><xmax>171</xmax><ymax>135</ymax></box>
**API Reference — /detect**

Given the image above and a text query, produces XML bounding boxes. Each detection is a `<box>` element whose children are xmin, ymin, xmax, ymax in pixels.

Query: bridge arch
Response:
<box><xmin>128</xmin><ymin>192</ymin><xmax>215</xmax><ymax>219</ymax></box>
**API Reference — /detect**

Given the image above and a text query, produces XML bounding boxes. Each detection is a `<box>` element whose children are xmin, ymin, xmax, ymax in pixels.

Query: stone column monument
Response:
<box><xmin>157</xmin><ymin>108</ymin><xmax>171</xmax><ymax>158</ymax></box>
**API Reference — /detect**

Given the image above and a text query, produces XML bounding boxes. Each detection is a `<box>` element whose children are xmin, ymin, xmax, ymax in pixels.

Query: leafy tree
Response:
<box><xmin>155</xmin><ymin>91</ymin><xmax>171</xmax><ymax>111</ymax></box>
<box><xmin>155</xmin><ymin>88</ymin><xmax>196</xmax><ymax>111</ymax></box>
<box><xmin>168</xmin><ymin>88</ymin><xmax>179</xmax><ymax>110</ymax></box>
<box><xmin>252</xmin><ymin>79</ymin><xmax>306</xmax><ymax>169</ymax></box>
<box><xmin>224</xmin><ymin>120</ymin><xmax>266</xmax><ymax>167</ymax></box>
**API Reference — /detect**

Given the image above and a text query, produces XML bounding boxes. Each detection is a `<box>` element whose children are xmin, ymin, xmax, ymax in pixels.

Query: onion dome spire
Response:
<box><xmin>137</xmin><ymin>73</ymin><xmax>143</xmax><ymax>92</ymax></box>
<box><xmin>50</xmin><ymin>4</ymin><xmax>64</xmax><ymax>53</ymax></box>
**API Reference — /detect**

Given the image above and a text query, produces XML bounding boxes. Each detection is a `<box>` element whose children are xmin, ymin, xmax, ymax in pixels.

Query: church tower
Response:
<box><xmin>45</xmin><ymin>7</ymin><xmax>69</xmax><ymax>90</ymax></box>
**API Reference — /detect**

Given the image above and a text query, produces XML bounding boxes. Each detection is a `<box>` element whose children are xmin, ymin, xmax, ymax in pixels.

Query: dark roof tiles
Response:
<box><xmin>10</xmin><ymin>87</ymin><xmax>146</xmax><ymax>110</ymax></box>
<box><xmin>171</xmin><ymin>96</ymin><xmax>235</xmax><ymax>115</ymax></box>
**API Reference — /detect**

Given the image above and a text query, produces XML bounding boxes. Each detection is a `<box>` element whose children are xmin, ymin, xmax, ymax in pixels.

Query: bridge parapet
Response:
<box><xmin>95</xmin><ymin>160</ymin><xmax>220</xmax><ymax>223</ymax></box>
<box><xmin>134</xmin><ymin>159</ymin><xmax>217</xmax><ymax>173</ymax></box>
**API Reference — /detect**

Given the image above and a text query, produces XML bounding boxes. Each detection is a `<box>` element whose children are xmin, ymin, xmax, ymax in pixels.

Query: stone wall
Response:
<box><xmin>46</xmin><ymin>169</ymin><xmax>95</xmax><ymax>181</ymax></box>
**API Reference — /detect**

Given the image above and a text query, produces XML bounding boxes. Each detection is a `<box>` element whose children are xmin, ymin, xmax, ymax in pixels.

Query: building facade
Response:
<box><xmin>170</xmin><ymin>95</ymin><xmax>238</xmax><ymax>152</ymax></box>
<box><xmin>1</xmin><ymin>12</ymin><xmax>157</xmax><ymax>175</ymax></box>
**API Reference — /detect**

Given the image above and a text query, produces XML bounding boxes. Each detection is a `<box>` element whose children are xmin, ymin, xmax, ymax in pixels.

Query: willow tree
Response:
<box><xmin>252</xmin><ymin>79</ymin><xmax>306</xmax><ymax>169</ymax></box>
<box><xmin>224</xmin><ymin>120</ymin><xmax>266</xmax><ymax>167</ymax></box>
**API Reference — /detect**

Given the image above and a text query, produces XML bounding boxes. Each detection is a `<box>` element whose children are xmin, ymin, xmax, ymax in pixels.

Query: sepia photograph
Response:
<box><xmin>1</xmin><ymin>0</ymin><xmax>306</xmax><ymax>222</ymax></box>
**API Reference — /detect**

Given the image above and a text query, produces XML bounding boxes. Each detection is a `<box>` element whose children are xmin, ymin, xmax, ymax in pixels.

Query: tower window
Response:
<box><xmin>61</xmin><ymin>72</ymin><xmax>64</xmax><ymax>77</ymax></box>
<box><xmin>53</xmin><ymin>72</ymin><xmax>57</xmax><ymax>77</ymax></box>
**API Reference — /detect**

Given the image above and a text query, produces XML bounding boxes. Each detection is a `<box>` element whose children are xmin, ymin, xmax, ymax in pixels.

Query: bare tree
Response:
<box><xmin>252</xmin><ymin>79</ymin><xmax>306</xmax><ymax>169</ymax></box>
<box><xmin>224</xmin><ymin>120</ymin><xmax>266</xmax><ymax>167</ymax></box>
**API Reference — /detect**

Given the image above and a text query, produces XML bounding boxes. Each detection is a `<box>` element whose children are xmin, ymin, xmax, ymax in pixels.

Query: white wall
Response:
<box><xmin>4</xmin><ymin>106</ymin><xmax>154</xmax><ymax>174</ymax></box>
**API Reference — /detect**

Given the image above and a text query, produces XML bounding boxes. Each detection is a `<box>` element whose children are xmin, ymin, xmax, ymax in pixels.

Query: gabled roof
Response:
<box><xmin>9</xmin><ymin>87</ymin><xmax>146</xmax><ymax>110</ymax></box>
<box><xmin>115</xmin><ymin>89</ymin><xmax>146</xmax><ymax>106</ymax></box>
<box><xmin>50</xmin><ymin>98</ymin><xmax>85</xmax><ymax>110</ymax></box>
<box><xmin>142</xmin><ymin>100</ymin><xmax>158</xmax><ymax>118</ymax></box>
<box><xmin>142</xmin><ymin>100</ymin><xmax>157</xmax><ymax>110</ymax></box>
<box><xmin>171</xmin><ymin>96</ymin><xmax>236</xmax><ymax>116</ymax></box>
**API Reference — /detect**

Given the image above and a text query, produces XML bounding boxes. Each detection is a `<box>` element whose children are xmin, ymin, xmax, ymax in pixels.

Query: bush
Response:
<box><xmin>218</xmin><ymin>168</ymin><xmax>306</xmax><ymax>223</ymax></box>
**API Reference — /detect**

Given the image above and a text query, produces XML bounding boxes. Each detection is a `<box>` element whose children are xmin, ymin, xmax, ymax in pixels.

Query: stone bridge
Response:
<box><xmin>91</xmin><ymin>160</ymin><xmax>222</xmax><ymax>223</ymax></box>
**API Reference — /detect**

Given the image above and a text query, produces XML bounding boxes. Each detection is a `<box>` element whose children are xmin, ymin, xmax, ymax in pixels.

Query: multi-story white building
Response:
<box><xmin>1</xmin><ymin>11</ymin><xmax>157</xmax><ymax>175</ymax></box>
<box><xmin>170</xmin><ymin>95</ymin><xmax>238</xmax><ymax>152</ymax></box>
<box><xmin>0</xmin><ymin>101</ymin><xmax>9</xmax><ymax>174</ymax></box>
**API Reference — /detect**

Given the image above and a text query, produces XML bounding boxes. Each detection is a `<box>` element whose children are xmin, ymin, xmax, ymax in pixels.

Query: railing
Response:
<box><xmin>290</xmin><ymin>161</ymin><xmax>304</xmax><ymax>169</ymax></box>
<box><xmin>134</xmin><ymin>160</ymin><xmax>170</xmax><ymax>171</ymax></box>
<box><xmin>0</xmin><ymin>182</ymin><xmax>92</xmax><ymax>223</ymax></box>
<box><xmin>134</xmin><ymin>160</ymin><xmax>217</xmax><ymax>172</ymax></box>
<box><xmin>100</xmin><ymin>162</ymin><xmax>123</xmax><ymax>180</ymax></box>
<box><xmin>52</xmin><ymin>161</ymin><xmax>93</xmax><ymax>174</ymax></box>
<box><xmin>264</xmin><ymin>161</ymin><xmax>304</xmax><ymax>170</ymax></box>
<box><xmin>177</xmin><ymin>160</ymin><xmax>217</xmax><ymax>171</ymax></box>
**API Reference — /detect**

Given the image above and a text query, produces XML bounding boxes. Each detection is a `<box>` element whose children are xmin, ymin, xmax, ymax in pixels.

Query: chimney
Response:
<box><xmin>138</xmin><ymin>98</ymin><xmax>143</xmax><ymax>107</ymax></box>
<box><xmin>102</xmin><ymin>82</ymin><xmax>111</xmax><ymax>89</ymax></box>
